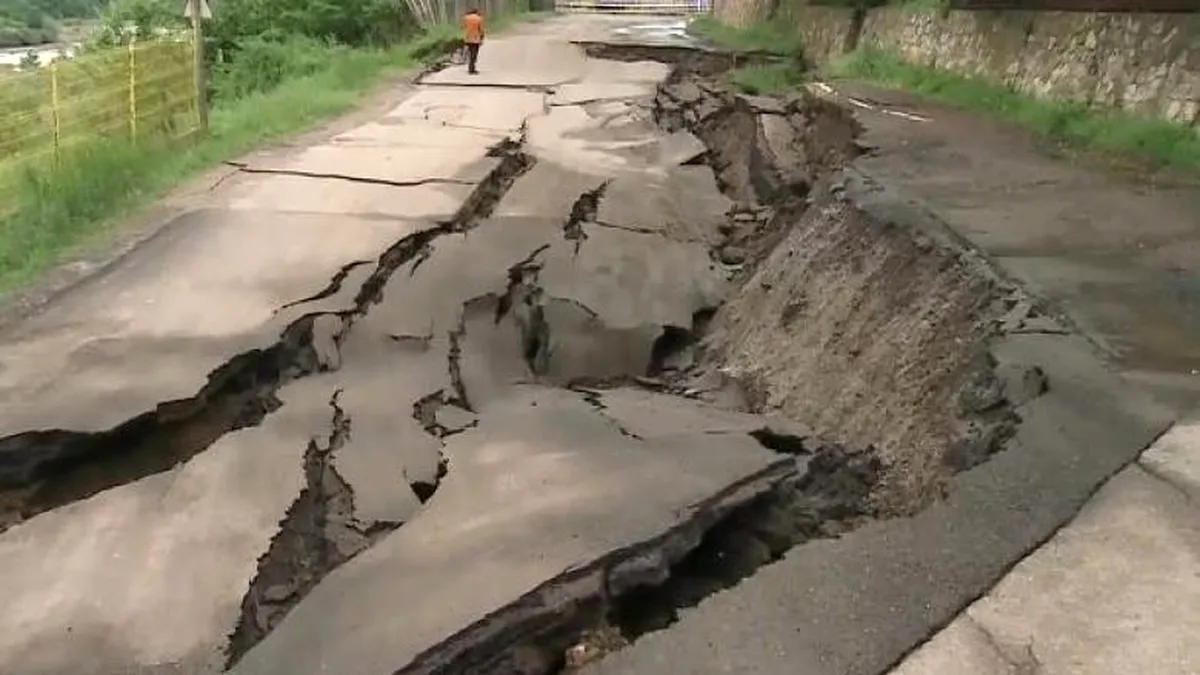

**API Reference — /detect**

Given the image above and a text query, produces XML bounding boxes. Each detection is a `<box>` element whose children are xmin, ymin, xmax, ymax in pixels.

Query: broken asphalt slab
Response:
<box><xmin>0</xmin><ymin>209</ymin><xmax>437</xmax><ymax>434</ymax></box>
<box><xmin>0</xmin><ymin>374</ymin><xmax>330</xmax><ymax>675</ymax></box>
<box><xmin>227</xmin><ymin>386</ymin><xmax>794</xmax><ymax>675</ymax></box>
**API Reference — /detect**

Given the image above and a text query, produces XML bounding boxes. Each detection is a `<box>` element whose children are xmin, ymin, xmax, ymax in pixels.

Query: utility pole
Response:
<box><xmin>188</xmin><ymin>0</ymin><xmax>209</xmax><ymax>133</ymax></box>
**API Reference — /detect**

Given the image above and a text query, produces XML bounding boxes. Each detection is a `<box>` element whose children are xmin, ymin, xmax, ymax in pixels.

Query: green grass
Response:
<box><xmin>688</xmin><ymin>16</ymin><xmax>807</xmax><ymax>95</ymax></box>
<box><xmin>829</xmin><ymin>47</ymin><xmax>1200</xmax><ymax>173</ymax></box>
<box><xmin>688</xmin><ymin>15</ymin><xmax>803</xmax><ymax>57</ymax></box>
<box><xmin>0</xmin><ymin>15</ymin><xmax>536</xmax><ymax>293</ymax></box>
<box><xmin>730</xmin><ymin>62</ymin><xmax>806</xmax><ymax>95</ymax></box>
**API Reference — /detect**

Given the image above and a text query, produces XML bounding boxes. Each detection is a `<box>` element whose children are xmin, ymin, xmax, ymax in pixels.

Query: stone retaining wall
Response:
<box><xmin>711</xmin><ymin>0</ymin><xmax>1200</xmax><ymax>125</ymax></box>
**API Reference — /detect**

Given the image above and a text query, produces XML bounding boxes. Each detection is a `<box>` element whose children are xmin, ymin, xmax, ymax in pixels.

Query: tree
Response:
<box><xmin>0</xmin><ymin>0</ymin><xmax>111</xmax><ymax>47</ymax></box>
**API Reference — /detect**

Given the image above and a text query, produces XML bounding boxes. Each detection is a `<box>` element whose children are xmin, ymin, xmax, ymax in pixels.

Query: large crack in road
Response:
<box><xmin>0</xmin><ymin>28</ymin><xmax>1056</xmax><ymax>675</ymax></box>
<box><xmin>371</xmin><ymin>44</ymin><xmax>1045</xmax><ymax>675</ymax></box>
<box><xmin>0</xmin><ymin>137</ymin><xmax>533</xmax><ymax>533</ymax></box>
<box><xmin>395</xmin><ymin>438</ymin><xmax>884</xmax><ymax>675</ymax></box>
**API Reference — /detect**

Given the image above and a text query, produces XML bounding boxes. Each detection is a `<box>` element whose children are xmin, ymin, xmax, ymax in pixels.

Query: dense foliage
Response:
<box><xmin>89</xmin><ymin>0</ymin><xmax>423</xmax><ymax>98</ymax></box>
<box><xmin>0</xmin><ymin>0</ymin><xmax>107</xmax><ymax>47</ymax></box>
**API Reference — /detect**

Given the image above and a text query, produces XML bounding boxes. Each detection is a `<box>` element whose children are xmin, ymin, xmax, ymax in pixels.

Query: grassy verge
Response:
<box><xmin>730</xmin><ymin>62</ymin><xmax>806</xmax><ymax>95</ymax></box>
<box><xmin>0</xmin><ymin>14</ymin><xmax>536</xmax><ymax>294</ymax></box>
<box><xmin>829</xmin><ymin>47</ymin><xmax>1200</xmax><ymax>173</ymax></box>
<box><xmin>687</xmin><ymin>15</ymin><xmax>802</xmax><ymax>57</ymax></box>
<box><xmin>687</xmin><ymin>16</ymin><xmax>806</xmax><ymax>95</ymax></box>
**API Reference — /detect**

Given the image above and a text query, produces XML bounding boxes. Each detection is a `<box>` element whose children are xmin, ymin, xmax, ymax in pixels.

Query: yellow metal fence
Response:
<box><xmin>1</xmin><ymin>39</ymin><xmax>199</xmax><ymax>208</ymax></box>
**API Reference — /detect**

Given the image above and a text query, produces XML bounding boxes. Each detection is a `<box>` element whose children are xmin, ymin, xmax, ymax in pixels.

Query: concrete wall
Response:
<box><xmin>712</xmin><ymin>0</ymin><xmax>1200</xmax><ymax>126</ymax></box>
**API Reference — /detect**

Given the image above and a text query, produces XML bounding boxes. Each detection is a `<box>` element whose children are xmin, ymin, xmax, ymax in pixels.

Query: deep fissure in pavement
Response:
<box><xmin>383</xmin><ymin>43</ymin><xmax>1041</xmax><ymax>674</ymax></box>
<box><xmin>0</xmin><ymin>316</ymin><xmax>314</xmax><ymax>530</ymax></box>
<box><xmin>0</xmin><ymin>38</ymin><xmax>1052</xmax><ymax>675</ymax></box>
<box><xmin>391</xmin><ymin>440</ymin><xmax>881</xmax><ymax>675</ymax></box>
<box><xmin>0</xmin><ymin>135</ymin><xmax>533</xmax><ymax>535</ymax></box>
<box><xmin>606</xmin><ymin>441</ymin><xmax>883</xmax><ymax>640</ymax></box>
<box><xmin>646</xmin><ymin>307</ymin><xmax>715</xmax><ymax>379</ymax></box>
<box><xmin>493</xmin><ymin>243</ymin><xmax>554</xmax><ymax>376</ymax></box>
<box><xmin>220</xmin><ymin>137</ymin><xmax>535</xmax><ymax>665</ymax></box>
<box><xmin>277</xmin><ymin>260</ymin><xmax>374</xmax><ymax>312</ymax></box>
<box><xmin>223</xmin><ymin>390</ymin><xmax>373</xmax><ymax>668</ymax></box>
<box><xmin>562</xmin><ymin>181</ymin><xmax>609</xmax><ymax>254</ymax></box>
<box><xmin>0</xmin><ymin>132</ymin><xmax>536</xmax><ymax>672</ymax></box>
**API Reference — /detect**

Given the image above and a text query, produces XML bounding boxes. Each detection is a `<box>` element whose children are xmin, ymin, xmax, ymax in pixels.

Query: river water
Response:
<box><xmin>0</xmin><ymin>43</ymin><xmax>79</xmax><ymax>69</ymax></box>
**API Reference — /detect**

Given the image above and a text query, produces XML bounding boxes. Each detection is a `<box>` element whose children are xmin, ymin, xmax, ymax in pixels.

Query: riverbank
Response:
<box><xmin>0</xmin><ymin>42</ymin><xmax>79</xmax><ymax>68</ymax></box>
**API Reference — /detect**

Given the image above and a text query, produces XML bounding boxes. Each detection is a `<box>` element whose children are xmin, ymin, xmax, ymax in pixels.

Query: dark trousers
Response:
<box><xmin>465</xmin><ymin>42</ymin><xmax>481</xmax><ymax>73</ymax></box>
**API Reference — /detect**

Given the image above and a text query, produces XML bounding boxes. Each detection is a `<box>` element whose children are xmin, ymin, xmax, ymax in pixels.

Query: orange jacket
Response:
<box><xmin>462</xmin><ymin>12</ymin><xmax>484</xmax><ymax>44</ymax></box>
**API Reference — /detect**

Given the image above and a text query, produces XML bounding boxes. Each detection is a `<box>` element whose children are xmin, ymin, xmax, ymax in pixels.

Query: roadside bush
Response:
<box><xmin>212</xmin><ymin>35</ymin><xmax>335</xmax><ymax>100</ymax></box>
<box><xmin>90</xmin><ymin>0</ymin><xmax>181</xmax><ymax>45</ymax></box>
<box><xmin>207</xmin><ymin>0</ymin><xmax>418</xmax><ymax>52</ymax></box>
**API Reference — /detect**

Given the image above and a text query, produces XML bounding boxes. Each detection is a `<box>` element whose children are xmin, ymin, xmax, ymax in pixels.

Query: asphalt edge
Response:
<box><xmin>586</xmin><ymin>145</ymin><xmax>1178</xmax><ymax>674</ymax></box>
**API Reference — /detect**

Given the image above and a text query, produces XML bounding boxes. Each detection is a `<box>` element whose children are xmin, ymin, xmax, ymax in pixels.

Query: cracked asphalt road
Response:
<box><xmin>0</xmin><ymin>15</ymin><xmax>807</xmax><ymax>675</ymax></box>
<box><xmin>0</xmin><ymin>13</ymin><xmax>1181</xmax><ymax>675</ymax></box>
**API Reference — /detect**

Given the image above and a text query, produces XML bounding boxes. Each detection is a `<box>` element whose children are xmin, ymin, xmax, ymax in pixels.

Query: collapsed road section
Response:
<box><xmin>225</xmin><ymin>34</ymin><xmax>1041</xmax><ymax>675</ymax></box>
<box><xmin>0</xmin><ymin>15</ymin><xmax>1171</xmax><ymax>675</ymax></box>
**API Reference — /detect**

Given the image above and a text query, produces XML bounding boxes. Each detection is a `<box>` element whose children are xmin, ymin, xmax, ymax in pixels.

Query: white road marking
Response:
<box><xmin>882</xmin><ymin>109</ymin><xmax>931</xmax><ymax>123</ymax></box>
<box><xmin>809</xmin><ymin>80</ymin><xmax>933</xmax><ymax>124</ymax></box>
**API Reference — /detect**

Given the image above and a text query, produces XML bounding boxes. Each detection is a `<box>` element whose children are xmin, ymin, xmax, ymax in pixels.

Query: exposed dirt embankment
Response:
<box><xmin>655</xmin><ymin>73</ymin><xmax>1044</xmax><ymax>514</ymax></box>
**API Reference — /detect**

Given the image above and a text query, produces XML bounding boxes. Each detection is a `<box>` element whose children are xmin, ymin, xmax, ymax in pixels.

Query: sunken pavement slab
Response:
<box><xmin>228</xmin><ymin>386</ymin><xmax>792</xmax><ymax>675</ymax></box>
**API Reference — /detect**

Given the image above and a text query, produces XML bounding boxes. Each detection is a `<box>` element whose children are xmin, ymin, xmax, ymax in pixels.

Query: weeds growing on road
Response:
<box><xmin>0</xmin><ymin>13</ymin><xmax>532</xmax><ymax>295</ymax></box>
<box><xmin>831</xmin><ymin>47</ymin><xmax>1200</xmax><ymax>173</ymax></box>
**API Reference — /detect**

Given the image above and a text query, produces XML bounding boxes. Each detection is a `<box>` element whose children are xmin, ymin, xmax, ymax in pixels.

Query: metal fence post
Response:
<box><xmin>128</xmin><ymin>39</ymin><xmax>138</xmax><ymax>140</ymax></box>
<box><xmin>49</xmin><ymin>62</ymin><xmax>60</xmax><ymax>164</ymax></box>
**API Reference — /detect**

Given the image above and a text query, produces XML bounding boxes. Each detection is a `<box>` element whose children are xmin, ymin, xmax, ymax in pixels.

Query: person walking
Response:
<box><xmin>461</xmin><ymin>8</ymin><xmax>484</xmax><ymax>75</ymax></box>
